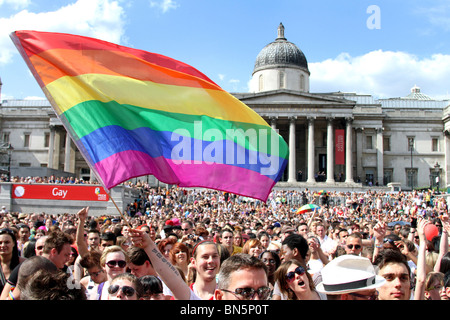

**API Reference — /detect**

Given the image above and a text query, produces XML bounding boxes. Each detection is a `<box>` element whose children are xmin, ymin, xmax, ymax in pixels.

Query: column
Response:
<box><xmin>270</xmin><ymin>116</ymin><xmax>277</xmax><ymax>131</ymax></box>
<box><xmin>355</xmin><ymin>127</ymin><xmax>364</xmax><ymax>183</ymax></box>
<box><xmin>445</xmin><ymin>130</ymin><xmax>450</xmax><ymax>189</ymax></box>
<box><xmin>307</xmin><ymin>117</ymin><xmax>316</xmax><ymax>183</ymax></box>
<box><xmin>53</xmin><ymin>129</ymin><xmax>61</xmax><ymax>171</ymax></box>
<box><xmin>345</xmin><ymin>117</ymin><xmax>354</xmax><ymax>183</ymax></box>
<box><xmin>288</xmin><ymin>116</ymin><xmax>297</xmax><ymax>183</ymax></box>
<box><xmin>64</xmin><ymin>132</ymin><xmax>72</xmax><ymax>172</ymax></box>
<box><xmin>376</xmin><ymin>127</ymin><xmax>384</xmax><ymax>185</ymax></box>
<box><xmin>47</xmin><ymin>125</ymin><xmax>55</xmax><ymax>169</ymax></box>
<box><xmin>326</xmin><ymin>117</ymin><xmax>335</xmax><ymax>183</ymax></box>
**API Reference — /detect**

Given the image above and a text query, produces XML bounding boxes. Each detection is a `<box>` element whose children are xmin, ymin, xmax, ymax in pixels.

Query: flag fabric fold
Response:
<box><xmin>11</xmin><ymin>30</ymin><xmax>289</xmax><ymax>201</ymax></box>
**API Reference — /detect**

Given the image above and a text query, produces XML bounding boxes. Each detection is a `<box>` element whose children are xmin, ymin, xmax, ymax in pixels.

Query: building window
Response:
<box><xmin>24</xmin><ymin>134</ymin><xmax>30</xmax><ymax>148</ymax></box>
<box><xmin>279</xmin><ymin>71</ymin><xmax>285</xmax><ymax>89</ymax></box>
<box><xmin>2</xmin><ymin>133</ymin><xmax>10</xmax><ymax>143</ymax></box>
<box><xmin>432</xmin><ymin>138</ymin><xmax>439</xmax><ymax>152</ymax></box>
<box><xmin>364</xmin><ymin>169</ymin><xmax>375</xmax><ymax>186</ymax></box>
<box><xmin>383</xmin><ymin>169</ymin><xmax>393</xmax><ymax>185</ymax></box>
<box><xmin>44</xmin><ymin>132</ymin><xmax>50</xmax><ymax>148</ymax></box>
<box><xmin>81</xmin><ymin>168</ymin><xmax>91</xmax><ymax>180</ymax></box>
<box><xmin>300</xmin><ymin>74</ymin><xmax>305</xmax><ymax>91</ymax></box>
<box><xmin>19</xmin><ymin>162</ymin><xmax>31</xmax><ymax>167</ymax></box>
<box><xmin>383</xmin><ymin>136</ymin><xmax>390</xmax><ymax>151</ymax></box>
<box><xmin>406</xmin><ymin>168</ymin><xmax>417</xmax><ymax>190</ymax></box>
<box><xmin>366</xmin><ymin>135</ymin><xmax>373</xmax><ymax>149</ymax></box>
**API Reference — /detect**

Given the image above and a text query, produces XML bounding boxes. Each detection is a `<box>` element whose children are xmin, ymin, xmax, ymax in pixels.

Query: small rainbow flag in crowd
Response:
<box><xmin>11</xmin><ymin>30</ymin><xmax>288</xmax><ymax>201</ymax></box>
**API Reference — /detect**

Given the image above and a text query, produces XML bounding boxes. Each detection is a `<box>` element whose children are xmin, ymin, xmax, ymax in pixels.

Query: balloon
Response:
<box><xmin>424</xmin><ymin>224</ymin><xmax>439</xmax><ymax>241</ymax></box>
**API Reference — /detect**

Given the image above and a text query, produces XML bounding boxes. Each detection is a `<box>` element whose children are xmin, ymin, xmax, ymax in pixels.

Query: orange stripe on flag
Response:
<box><xmin>30</xmin><ymin>49</ymin><xmax>222</xmax><ymax>90</ymax></box>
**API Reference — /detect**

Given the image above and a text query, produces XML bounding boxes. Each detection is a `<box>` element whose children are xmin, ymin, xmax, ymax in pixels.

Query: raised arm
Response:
<box><xmin>129</xmin><ymin>228</ymin><xmax>191</xmax><ymax>300</ymax></box>
<box><xmin>434</xmin><ymin>214</ymin><xmax>449</xmax><ymax>272</ymax></box>
<box><xmin>372</xmin><ymin>220</ymin><xmax>387</xmax><ymax>261</ymax></box>
<box><xmin>414</xmin><ymin>218</ymin><xmax>429</xmax><ymax>300</ymax></box>
<box><xmin>76</xmin><ymin>207</ymin><xmax>90</xmax><ymax>258</ymax></box>
<box><xmin>73</xmin><ymin>207</ymin><xmax>90</xmax><ymax>282</ymax></box>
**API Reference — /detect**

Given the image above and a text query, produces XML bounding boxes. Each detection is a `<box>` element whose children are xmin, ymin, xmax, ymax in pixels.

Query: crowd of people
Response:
<box><xmin>0</xmin><ymin>183</ymin><xmax>449</xmax><ymax>302</ymax></box>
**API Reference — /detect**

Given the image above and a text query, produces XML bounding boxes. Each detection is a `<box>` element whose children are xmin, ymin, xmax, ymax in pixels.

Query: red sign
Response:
<box><xmin>335</xmin><ymin>129</ymin><xmax>345</xmax><ymax>165</ymax></box>
<box><xmin>11</xmin><ymin>184</ymin><xmax>109</xmax><ymax>201</ymax></box>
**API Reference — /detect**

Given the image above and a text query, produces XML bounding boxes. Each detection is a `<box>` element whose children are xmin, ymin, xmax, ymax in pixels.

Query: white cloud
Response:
<box><xmin>309</xmin><ymin>50</ymin><xmax>450</xmax><ymax>99</ymax></box>
<box><xmin>149</xmin><ymin>0</ymin><xmax>178</xmax><ymax>13</ymax></box>
<box><xmin>416</xmin><ymin>1</ymin><xmax>450</xmax><ymax>32</ymax></box>
<box><xmin>0</xmin><ymin>0</ymin><xmax>31</xmax><ymax>10</ymax></box>
<box><xmin>0</xmin><ymin>0</ymin><xmax>126</xmax><ymax>65</ymax></box>
<box><xmin>227</xmin><ymin>79</ymin><xmax>240</xmax><ymax>92</ymax></box>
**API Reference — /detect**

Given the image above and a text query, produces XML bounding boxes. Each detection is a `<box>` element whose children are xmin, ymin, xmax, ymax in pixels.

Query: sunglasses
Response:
<box><xmin>346</xmin><ymin>244</ymin><xmax>361</xmax><ymax>250</ymax></box>
<box><xmin>0</xmin><ymin>228</ymin><xmax>14</xmax><ymax>236</ymax></box>
<box><xmin>106</xmin><ymin>260</ymin><xmax>127</xmax><ymax>268</ymax></box>
<box><xmin>220</xmin><ymin>286</ymin><xmax>272</xmax><ymax>300</ymax></box>
<box><xmin>286</xmin><ymin>266</ymin><xmax>306</xmax><ymax>282</ymax></box>
<box><xmin>108</xmin><ymin>285</ymin><xmax>136</xmax><ymax>297</ymax></box>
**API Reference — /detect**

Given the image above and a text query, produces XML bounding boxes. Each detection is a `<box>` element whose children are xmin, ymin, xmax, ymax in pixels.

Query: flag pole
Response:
<box><xmin>108</xmin><ymin>192</ymin><xmax>133</xmax><ymax>229</ymax></box>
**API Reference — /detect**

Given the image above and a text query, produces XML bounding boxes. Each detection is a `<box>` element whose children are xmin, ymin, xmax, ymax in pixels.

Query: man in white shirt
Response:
<box><xmin>315</xmin><ymin>223</ymin><xmax>337</xmax><ymax>258</ymax></box>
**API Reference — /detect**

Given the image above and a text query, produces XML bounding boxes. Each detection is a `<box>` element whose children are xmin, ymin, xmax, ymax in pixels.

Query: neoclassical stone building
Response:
<box><xmin>1</xmin><ymin>23</ymin><xmax>450</xmax><ymax>191</ymax></box>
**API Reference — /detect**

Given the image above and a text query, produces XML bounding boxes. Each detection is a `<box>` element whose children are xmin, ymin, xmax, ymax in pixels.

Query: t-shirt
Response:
<box><xmin>189</xmin><ymin>283</ymin><xmax>212</xmax><ymax>300</ymax></box>
<box><xmin>231</xmin><ymin>246</ymin><xmax>242</xmax><ymax>256</ymax></box>
<box><xmin>319</xmin><ymin>235</ymin><xmax>336</xmax><ymax>256</ymax></box>
<box><xmin>307</xmin><ymin>258</ymin><xmax>324</xmax><ymax>277</ymax></box>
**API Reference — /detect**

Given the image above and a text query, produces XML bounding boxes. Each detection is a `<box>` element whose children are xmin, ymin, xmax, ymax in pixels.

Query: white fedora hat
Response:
<box><xmin>316</xmin><ymin>255</ymin><xmax>386</xmax><ymax>295</ymax></box>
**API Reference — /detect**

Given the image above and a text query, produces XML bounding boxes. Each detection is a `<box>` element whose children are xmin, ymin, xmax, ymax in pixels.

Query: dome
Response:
<box><xmin>253</xmin><ymin>23</ymin><xmax>309</xmax><ymax>74</ymax></box>
<box><xmin>404</xmin><ymin>85</ymin><xmax>432</xmax><ymax>100</ymax></box>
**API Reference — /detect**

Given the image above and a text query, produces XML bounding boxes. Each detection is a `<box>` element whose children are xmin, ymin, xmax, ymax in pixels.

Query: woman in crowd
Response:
<box><xmin>424</xmin><ymin>271</ymin><xmax>445</xmax><ymax>300</ymax></box>
<box><xmin>158</xmin><ymin>238</ymin><xmax>175</xmax><ymax>260</ymax></box>
<box><xmin>233</xmin><ymin>230</ymin><xmax>244</xmax><ymax>248</ymax></box>
<box><xmin>98</xmin><ymin>245</ymin><xmax>129</xmax><ymax>300</ymax></box>
<box><xmin>66</xmin><ymin>245</ymin><xmax>78</xmax><ymax>273</ymax></box>
<box><xmin>258</xmin><ymin>231</ymin><xmax>271</xmax><ymax>250</ymax></box>
<box><xmin>0</xmin><ymin>228</ymin><xmax>25</xmax><ymax>294</ymax></box>
<box><xmin>274</xmin><ymin>259</ymin><xmax>326</xmax><ymax>300</ymax></box>
<box><xmin>169</xmin><ymin>242</ymin><xmax>191</xmax><ymax>281</ymax></box>
<box><xmin>79</xmin><ymin>250</ymin><xmax>108</xmax><ymax>300</ymax></box>
<box><xmin>242</xmin><ymin>238</ymin><xmax>263</xmax><ymax>258</ymax></box>
<box><xmin>259</xmin><ymin>250</ymin><xmax>281</xmax><ymax>290</ymax></box>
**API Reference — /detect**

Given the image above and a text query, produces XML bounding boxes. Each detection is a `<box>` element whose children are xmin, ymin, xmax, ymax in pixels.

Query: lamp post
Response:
<box><xmin>409</xmin><ymin>139</ymin><xmax>414</xmax><ymax>191</ymax></box>
<box><xmin>434</xmin><ymin>162</ymin><xmax>440</xmax><ymax>192</ymax></box>
<box><xmin>7</xmin><ymin>143</ymin><xmax>13</xmax><ymax>181</ymax></box>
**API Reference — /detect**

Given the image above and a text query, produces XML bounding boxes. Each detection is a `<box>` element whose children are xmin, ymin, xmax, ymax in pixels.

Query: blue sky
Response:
<box><xmin>1</xmin><ymin>0</ymin><xmax>450</xmax><ymax>100</ymax></box>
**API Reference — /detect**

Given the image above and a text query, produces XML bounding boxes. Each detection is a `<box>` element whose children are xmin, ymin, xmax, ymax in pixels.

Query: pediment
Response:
<box><xmin>233</xmin><ymin>89</ymin><xmax>355</xmax><ymax>106</ymax></box>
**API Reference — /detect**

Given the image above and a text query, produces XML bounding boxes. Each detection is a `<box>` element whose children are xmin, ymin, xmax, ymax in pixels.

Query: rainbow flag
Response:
<box><xmin>11</xmin><ymin>30</ymin><xmax>288</xmax><ymax>201</ymax></box>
